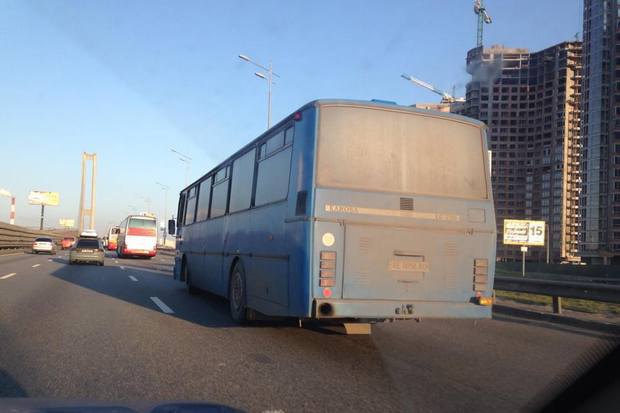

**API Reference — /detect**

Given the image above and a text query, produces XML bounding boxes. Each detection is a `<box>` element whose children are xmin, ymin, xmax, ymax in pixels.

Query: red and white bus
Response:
<box><xmin>107</xmin><ymin>226</ymin><xmax>120</xmax><ymax>251</ymax></box>
<box><xmin>116</xmin><ymin>214</ymin><xmax>157</xmax><ymax>258</ymax></box>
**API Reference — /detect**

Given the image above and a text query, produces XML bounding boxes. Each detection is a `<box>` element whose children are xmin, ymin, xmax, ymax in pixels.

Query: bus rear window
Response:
<box><xmin>129</xmin><ymin>218</ymin><xmax>156</xmax><ymax>228</ymax></box>
<box><xmin>77</xmin><ymin>239</ymin><xmax>99</xmax><ymax>248</ymax></box>
<box><xmin>317</xmin><ymin>106</ymin><xmax>488</xmax><ymax>199</ymax></box>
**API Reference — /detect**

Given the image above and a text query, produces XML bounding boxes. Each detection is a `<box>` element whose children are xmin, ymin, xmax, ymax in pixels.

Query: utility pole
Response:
<box><xmin>78</xmin><ymin>153</ymin><xmax>97</xmax><ymax>232</ymax></box>
<box><xmin>39</xmin><ymin>205</ymin><xmax>45</xmax><ymax>230</ymax></box>
<box><xmin>546</xmin><ymin>222</ymin><xmax>550</xmax><ymax>264</ymax></box>
<box><xmin>156</xmin><ymin>182</ymin><xmax>169</xmax><ymax>246</ymax></box>
<box><xmin>239</xmin><ymin>54</ymin><xmax>280</xmax><ymax>128</ymax></box>
<box><xmin>171</xmin><ymin>148</ymin><xmax>192</xmax><ymax>186</ymax></box>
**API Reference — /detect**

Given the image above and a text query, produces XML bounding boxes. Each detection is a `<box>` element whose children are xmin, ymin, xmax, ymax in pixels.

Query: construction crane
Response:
<box><xmin>474</xmin><ymin>0</ymin><xmax>492</xmax><ymax>47</ymax></box>
<box><xmin>401</xmin><ymin>74</ymin><xmax>464</xmax><ymax>104</ymax></box>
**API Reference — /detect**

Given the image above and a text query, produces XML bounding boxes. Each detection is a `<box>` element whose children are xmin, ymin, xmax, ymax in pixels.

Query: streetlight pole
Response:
<box><xmin>171</xmin><ymin>148</ymin><xmax>192</xmax><ymax>186</ymax></box>
<box><xmin>268</xmin><ymin>61</ymin><xmax>272</xmax><ymax>128</ymax></box>
<box><xmin>239</xmin><ymin>54</ymin><xmax>280</xmax><ymax>128</ymax></box>
<box><xmin>156</xmin><ymin>182</ymin><xmax>169</xmax><ymax>246</ymax></box>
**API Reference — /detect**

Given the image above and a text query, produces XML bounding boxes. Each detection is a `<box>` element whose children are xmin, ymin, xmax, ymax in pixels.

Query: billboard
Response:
<box><xmin>59</xmin><ymin>219</ymin><xmax>75</xmax><ymax>228</ymax></box>
<box><xmin>503</xmin><ymin>219</ymin><xmax>545</xmax><ymax>246</ymax></box>
<box><xmin>28</xmin><ymin>191</ymin><xmax>59</xmax><ymax>206</ymax></box>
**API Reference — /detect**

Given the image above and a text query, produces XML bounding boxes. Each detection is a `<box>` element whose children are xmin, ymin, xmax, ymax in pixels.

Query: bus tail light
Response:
<box><xmin>478</xmin><ymin>296</ymin><xmax>493</xmax><ymax>306</ymax></box>
<box><xmin>473</xmin><ymin>258</ymin><xmax>492</xmax><ymax>306</ymax></box>
<box><xmin>319</xmin><ymin>278</ymin><xmax>335</xmax><ymax>287</ymax></box>
<box><xmin>472</xmin><ymin>258</ymin><xmax>488</xmax><ymax>292</ymax></box>
<box><xmin>319</xmin><ymin>250</ymin><xmax>336</xmax><ymax>286</ymax></box>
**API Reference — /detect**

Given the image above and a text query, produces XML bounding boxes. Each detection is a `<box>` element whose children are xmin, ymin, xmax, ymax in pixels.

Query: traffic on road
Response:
<box><xmin>1</xmin><ymin>1</ymin><xmax>619</xmax><ymax>412</ymax></box>
<box><xmin>0</xmin><ymin>249</ymin><xmax>615</xmax><ymax>412</ymax></box>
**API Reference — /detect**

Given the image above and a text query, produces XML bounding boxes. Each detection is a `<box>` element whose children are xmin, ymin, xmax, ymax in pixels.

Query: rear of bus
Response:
<box><xmin>311</xmin><ymin>102</ymin><xmax>496</xmax><ymax>321</ymax></box>
<box><xmin>107</xmin><ymin>227</ymin><xmax>119</xmax><ymax>251</ymax></box>
<box><xmin>120</xmin><ymin>216</ymin><xmax>157</xmax><ymax>257</ymax></box>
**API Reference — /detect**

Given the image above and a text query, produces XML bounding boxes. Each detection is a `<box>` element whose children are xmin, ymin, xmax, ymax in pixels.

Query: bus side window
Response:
<box><xmin>211</xmin><ymin>167</ymin><xmax>230</xmax><ymax>218</ymax></box>
<box><xmin>255</xmin><ymin>145</ymin><xmax>292</xmax><ymax>206</ymax></box>
<box><xmin>229</xmin><ymin>149</ymin><xmax>256</xmax><ymax>213</ymax></box>
<box><xmin>266</xmin><ymin>130</ymin><xmax>284</xmax><ymax>154</ymax></box>
<box><xmin>196</xmin><ymin>177</ymin><xmax>212</xmax><ymax>222</ymax></box>
<box><xmin>177</xmin><ymin>193</ymin><xmax>186</xmax><ymax>226</ymax></box>
<box><xmin>185</xmin><ymin>187</ymin><xmax>197</xmax><ymax>224</ymax></box>
<box><xmin>284</xmin><ymin>126</ymin><xmax>294</xmax><ymax>146</ymax></box>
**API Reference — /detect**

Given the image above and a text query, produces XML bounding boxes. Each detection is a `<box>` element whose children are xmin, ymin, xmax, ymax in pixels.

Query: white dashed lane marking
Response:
<box><xmin>32</xmin><ymin>264</ymin><xmax>40</xmax><ymax>268</ymax></box>
<box><xmin>150</xmin><ymin>297</ymin><xmax>174</xmax><ymax>314</ymax></box>
<box><xmin>0</xmin><ymin>273</ymin><xmax>17</xmax><ymax>280</ymax></box>
<box><xmin>128</xmin><ymin>276</ymin><xmax>138</xmax><ymax>282</ymax></box>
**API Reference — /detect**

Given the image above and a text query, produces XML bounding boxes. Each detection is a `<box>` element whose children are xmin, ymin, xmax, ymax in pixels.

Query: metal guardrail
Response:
<box><xmin>0</xmin><ymin>221</ymin><xmax>64</xmax><ymax>251</ymax></box>
<box><xmin>494</xmin><ymin>276</ymin><xmax>620</xmax><ymax>314</ymax></box>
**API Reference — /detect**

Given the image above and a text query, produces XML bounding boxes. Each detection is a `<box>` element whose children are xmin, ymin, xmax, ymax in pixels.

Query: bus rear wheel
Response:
<box><xmin>183</xmin><ymin>259</ymin><xmax>200</xmax><ymax>295</ymax></box>
<box><xmin>229</xmin><ymin>262</ymin><xmax>248</xmax><ymax>323</ymax></box>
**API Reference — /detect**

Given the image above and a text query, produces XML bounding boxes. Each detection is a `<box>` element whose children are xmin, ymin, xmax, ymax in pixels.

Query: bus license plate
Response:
<box><xmin>388</xmin><ymin>260</ymin><xmax>429</xmax><ymax>272</ymax></box>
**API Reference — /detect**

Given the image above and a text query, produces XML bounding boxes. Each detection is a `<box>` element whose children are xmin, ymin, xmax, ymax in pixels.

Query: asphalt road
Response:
<box><xmin>0</xmin><ymin>250</ymin><xmax>617</xmax><ymax>412</ymax></box>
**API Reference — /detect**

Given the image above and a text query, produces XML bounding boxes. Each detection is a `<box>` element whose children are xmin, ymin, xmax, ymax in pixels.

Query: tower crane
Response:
<box><xmin>474</xmin><ymin>0</ymin><xmax>492</xmax><ymax>47</ymax></box>
<box><xmin>401</xmin><ymin>74</ymin><xmax>464</xmax><ymax>104</ymax></box>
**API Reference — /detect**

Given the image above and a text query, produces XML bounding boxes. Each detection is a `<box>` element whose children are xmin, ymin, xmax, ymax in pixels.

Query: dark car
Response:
<box><xmin>69</xmin><ymin>237</ymin><xmax>105</xmax><ymax>266</ymax></box>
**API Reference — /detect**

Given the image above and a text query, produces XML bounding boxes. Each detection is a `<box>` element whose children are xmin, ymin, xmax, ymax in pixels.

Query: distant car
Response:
<box><xmin>69</xmin><ymin>237</ymin><xmax>105</xmax><ymax>266</ymax></box>
<box><xmin>32</xmin><ymin>237</ymin><xmax>56</xmax><ymax>254</ymax></box>
<box><xmin>61</xmin><ymin>237</ymin><xmax>76</xmax><ymax>250</ymax></box>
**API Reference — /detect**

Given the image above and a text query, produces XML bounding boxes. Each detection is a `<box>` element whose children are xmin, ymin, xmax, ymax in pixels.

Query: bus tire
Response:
<box><xmin>229</xmin><ymin>261</ymin><xmax>248</xmax><ymax>323</ymax></box>
<box><xmin>183</xmin><ymin>258</ymin><xmax>200</xmax><ymax>295</ymax></box>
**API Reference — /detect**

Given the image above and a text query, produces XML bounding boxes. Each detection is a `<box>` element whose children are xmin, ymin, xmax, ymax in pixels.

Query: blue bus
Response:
<box><xmin>169</xmin><ymin>99</ymin><xmax>496</xmax><ymax>325</ymax></box>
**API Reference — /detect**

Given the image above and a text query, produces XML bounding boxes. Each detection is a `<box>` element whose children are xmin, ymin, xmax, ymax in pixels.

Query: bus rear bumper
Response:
<box><xmin>122</xmin><ymin>248</ymin><xmax>156</xmax><ymax>257</ymax></box>
<box><xmin>313</xmin><ymin>299</ymin><xmax>492</xmax><ymax>320</ymax></box>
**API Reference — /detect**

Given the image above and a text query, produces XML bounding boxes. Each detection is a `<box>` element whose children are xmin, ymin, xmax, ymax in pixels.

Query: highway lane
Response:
<box><xmin>0</xmin><ymin>251</ymin><xmax>617</xmax><ymax>412</ymax></box>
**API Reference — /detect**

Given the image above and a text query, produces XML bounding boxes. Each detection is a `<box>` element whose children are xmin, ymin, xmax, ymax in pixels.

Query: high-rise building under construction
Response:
<box><xmin>464</xmin><ymin>42</ymin><xmax>583</xmax><ymax>262</ymax></box>
<box><xmin>579</xmin><ymin>0</ymin><xmax>620</xmax><ymax>264</ymax></box>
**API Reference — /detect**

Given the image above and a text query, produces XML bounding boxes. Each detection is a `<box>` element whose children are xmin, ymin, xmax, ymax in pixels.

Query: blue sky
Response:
<box><xmin>0</xmin><ymin>0</ymin><xmax>582</xmax><ymax>232</ymax></box>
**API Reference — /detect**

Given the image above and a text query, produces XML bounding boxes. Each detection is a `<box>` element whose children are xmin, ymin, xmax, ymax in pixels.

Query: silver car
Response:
<box><xmin>69</xmin><ymin>237</ymin><xmax>105</xmax><ymax>266</ymax></box>
<box><xmin>32</xmin><ymin>237</ymin><xmax>56</xmax><ymax>254</ymax></box>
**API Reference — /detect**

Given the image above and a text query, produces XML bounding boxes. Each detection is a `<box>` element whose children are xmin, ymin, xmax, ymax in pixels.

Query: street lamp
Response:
<box><xmin>171</xmin><ymin>148</ymin><xmax>192</xmax><ymax>186</ymax></box>
<box><xmin>238</xmin><ymin>53</ymin><xmax>280</xmax><ymax>128</ymax></box>
<box><xmin>156</xmin><ymin>182</ymin><xmax>169</xmax><ymax>246</ymax></box>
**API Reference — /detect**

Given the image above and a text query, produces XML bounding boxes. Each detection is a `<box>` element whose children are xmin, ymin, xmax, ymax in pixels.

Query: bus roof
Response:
<box><xmin>126</xmin><ymin>214</ymin><xmax>156</xmax><ymax>220</ymax></box>
<box><xmin>306</xmin><ymin>99</ymin><xmax>485</xmax><ymax>128</ymax></box>
<box><xmin>179</xmin><ymin>99</ymin><xmax>486</xmax><ymax>193</ymax></box>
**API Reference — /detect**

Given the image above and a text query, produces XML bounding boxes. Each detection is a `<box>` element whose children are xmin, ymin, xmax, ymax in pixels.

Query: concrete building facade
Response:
<box><xmin>464</xmin><ymin>43</ymin><xmax>582</xmax><ymax>263</ymax></box>
<box><xmin>579</xmin><ymin>0</ymin><xmax>620</xmax><ymax>264</ymax></box>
